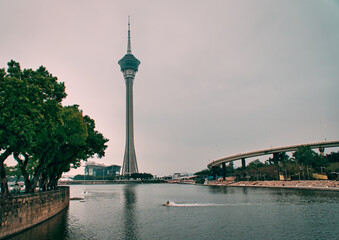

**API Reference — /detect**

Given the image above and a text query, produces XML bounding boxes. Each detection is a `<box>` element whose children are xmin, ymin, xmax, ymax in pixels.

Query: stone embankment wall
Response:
<box><xmin>0</xmin><ymin>186</ymin><xmax>69</xmax><ymax>239</ymax></box>
<box><xmin>208</xmin><ymin>180</ymin><xmax>339</xmax><ymax>190</ymax></box>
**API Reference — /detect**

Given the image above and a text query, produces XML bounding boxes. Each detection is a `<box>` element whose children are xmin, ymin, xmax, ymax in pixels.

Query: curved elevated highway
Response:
<box><xmin>207</xmin><ymin>140</ymin><xmax>339</xmax><ymax>169</ymax></box>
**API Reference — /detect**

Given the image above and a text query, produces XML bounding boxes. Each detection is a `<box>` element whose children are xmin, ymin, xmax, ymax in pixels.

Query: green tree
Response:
<box><xmin>45</xmin><ymin>107</ymin><xmax>108</xmax><ymax>190</ymax></box>
<box><xmin>324</xmin><ymin>151</ymin><xmax>339</xmax><ymax>177</ymax></box>
<box><xmin>267</xmin><ymin>152</ymin><xmax>289</xmax><ymax>180</ymax></box>
<box><xmin>1</xmin><ymin>60</ymin><xmax>108</xmax><ymax>194</ymax></box>
<box><xmin>0</xmin><ymin>60</ymin><xmax>66</xmax><ymax>195</ymax></box>
<box><xmin>326</xmin><ymin>151</ymin><xmax>339</xmax><ymax>163</ymax></box>
<box><xmin>194</xmin><ymin>169</ymin><xmax>212</xmax><ymax>177</ymax></box>
<box><xmin>228</xmin><ymin>161</ymin><xmax>235</xmax><ymax>176</ymax></box>
<box><xmin>131</xmin><ymin>173</ymin><xmax>153</xmax><ymax>180</ymax></box>
<box><xmin>293</xmin><ymin>146</ymin><xmax>315</xmax><ymax>166</ymax></box>
<box><xmin>36</xmin><ymin>105</ymin><xmax>88</xmax><ymax>191</ymax></box>
<box><xmin>292</xmin><ymin>146</ymin><xmax>326</xmax><ymax>179</ymax></box>
<box><xmin>14</xmin><ymin>105</ymin><xmax>108</xmax><ymax>192</ymax></box>
<box><xmin>247</xmin><ymin>159</ymin><xmax>265</xmax><ymax>170</ymax></box>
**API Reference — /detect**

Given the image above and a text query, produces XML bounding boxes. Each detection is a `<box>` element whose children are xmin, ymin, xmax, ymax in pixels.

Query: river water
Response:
<box><xmin>7</xmin><ymin>184</ymin><xmax>339</xmax><ymax>240</ymax></box>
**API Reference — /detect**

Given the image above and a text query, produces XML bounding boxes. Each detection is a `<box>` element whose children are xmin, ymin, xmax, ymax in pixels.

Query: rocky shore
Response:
<box><xmin>207</xmin><ymin>180</ymin><xmax>339</xmax><ymax>191</ymax></box>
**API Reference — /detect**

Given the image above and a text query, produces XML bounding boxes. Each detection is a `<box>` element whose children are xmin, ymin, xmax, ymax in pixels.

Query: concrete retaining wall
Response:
<box><xmin>0</xmin><ymin>187</ymin><xmax>69</xmax><ymax>239</ymax></box>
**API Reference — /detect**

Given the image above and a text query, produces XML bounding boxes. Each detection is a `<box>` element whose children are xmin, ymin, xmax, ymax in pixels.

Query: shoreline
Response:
<box><xmin>206</xmin><ymin>180</ymin><xmax>339</xmax><ymax>191</ymax></box>
<box><xmin>59</xmin><ymin>179</ymin><xmax>165</xmax><ymax>185</ymax></box>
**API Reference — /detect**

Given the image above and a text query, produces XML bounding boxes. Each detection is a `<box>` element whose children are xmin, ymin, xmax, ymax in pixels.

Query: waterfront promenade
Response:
<box><xmin>207</xmin><ymin>180</ymin><xmax>339</xmax><ymax>191</ymax></box>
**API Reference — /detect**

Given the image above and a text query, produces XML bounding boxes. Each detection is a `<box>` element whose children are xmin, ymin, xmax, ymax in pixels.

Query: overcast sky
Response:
<box><xmin>1</xmin><ymin>0</ymin><xmax>339</xmax><ymax>176</ymax></box>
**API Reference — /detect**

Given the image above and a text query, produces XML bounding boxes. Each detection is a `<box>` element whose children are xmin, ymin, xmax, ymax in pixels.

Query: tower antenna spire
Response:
<box><xmin>127</xmin><ymin>16</ymin><xmax>132</xmax><ymax>54</ymax></box>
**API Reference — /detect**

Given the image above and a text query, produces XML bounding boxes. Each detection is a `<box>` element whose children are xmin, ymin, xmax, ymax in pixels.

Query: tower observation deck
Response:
<box><xmin>118</xmin><ymin>17</ymin><xmax>140</xmax><ymax>176</ymax></box>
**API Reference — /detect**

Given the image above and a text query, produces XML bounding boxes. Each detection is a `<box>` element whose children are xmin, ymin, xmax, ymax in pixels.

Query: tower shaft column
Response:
<box><xmin>122</xmin><ymin>77</ymin><xmax>138</xmax><ymax>175</ymax></box>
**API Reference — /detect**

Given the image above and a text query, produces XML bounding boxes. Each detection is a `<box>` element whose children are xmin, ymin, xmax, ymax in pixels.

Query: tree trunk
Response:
<box><xmin>40</xmin><ymin>171</ymin><xmax>49</xmax><ymax>191</ymax></box>
<box><xmin>0</xmin><ymin>148</ymin><xmax>13</xmax><ymax>196</ymax></box>
<box><xmin>27</xmin><ymin>151</ymin><xmax>50</xmax><ymax>193</ymax></box>
<box><xmin>28</xmin><ymin>176</ymin><xmax>39</xmax><ymax>193</ymax></box>
<box><xmin>13</xmin><ymin>153</ymin><xmax>31</xmax><ymax>193</ymax></box>
<box><xmin>0</xmin><ymin>161</ymin><xmax>10</xmax><ymax>195</ymax></box>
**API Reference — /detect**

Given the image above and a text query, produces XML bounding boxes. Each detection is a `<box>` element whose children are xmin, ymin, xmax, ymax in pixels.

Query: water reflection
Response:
<box><xmin>122</xmin><ymin>184</ymin><xmax>139</xmax><ymax>240</ymax></box>
<box><xmin>7</xmin><ymin>207</ymin><xmax>69</xmax><ymax>240</ymax></box>
<box><xmin>207</xmin><ymin>185</ymin><xmax>228</xmax><ymax>194</ymax></box>
<box><xmin>269</xmin><ymin>188</ymin><xmax>339</xmax><ymax>205</ymax></box>
<box><xmin>207</xmin><ymin>185</ymin><xmax>339</xmax><ymax>205</ymax></box>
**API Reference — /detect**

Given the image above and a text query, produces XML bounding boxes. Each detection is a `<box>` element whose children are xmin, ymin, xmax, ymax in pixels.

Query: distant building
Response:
<box><xmin>84</xmin><ymin>161</ymin><xmax>121</xmax><ymax>177</ymax></box>
<box><xmin>160</xmin><ymin>176</ymin><xmax>173</xmax><ymax>180</ymax></box>
<box><xmin>159</xmin><ymin>173</ymin><xmax>192</xmax><ymax>180</ymax></box>
<box><xmin>172</xmin><ymin>172</ymin><xmax>190</xmax><ymax>179</ymax></box>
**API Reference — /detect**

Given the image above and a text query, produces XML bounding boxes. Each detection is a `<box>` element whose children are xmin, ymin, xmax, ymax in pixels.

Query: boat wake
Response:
<box><xmin>164</xmin><ymin>201</ymin><xmax>251</xmax><ymax>207</ymax></box>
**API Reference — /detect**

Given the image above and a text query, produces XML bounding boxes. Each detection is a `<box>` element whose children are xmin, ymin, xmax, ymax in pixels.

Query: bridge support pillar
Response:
<box><xmin>222</xmin><ymin>162</ymin><xmax>226</xmax><ymax>181</ymax></box>
<box><xmin>319</xmin><ymin>147</ymin><xmax>325</xmax><ymax>157</ymax></box>
<box><xmin>241</xmin><ymin>158</ymin><xmax>246</xmax><ymax>170</ymax></box>
<box><xmin>211</xmin><ymin>166</ymin><xmax>218</xmax><ymax>180</ymax></box>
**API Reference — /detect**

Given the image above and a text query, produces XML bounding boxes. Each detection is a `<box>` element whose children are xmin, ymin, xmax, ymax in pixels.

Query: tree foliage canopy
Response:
<box><xmin>0</xmin><ymin>60</ymin><xmax>108</xmax><ymax>195</ymax></box>
<box><xmin>293</xmin><ymin>146</ymin><xmax>327</xmax><ymax>168</ymax></box>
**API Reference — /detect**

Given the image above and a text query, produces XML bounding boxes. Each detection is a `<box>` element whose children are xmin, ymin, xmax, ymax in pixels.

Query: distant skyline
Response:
<box><xmin>1</xmin><ymin>0</ymin><xmax>338</xmax><ymax>176</ymax></box>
